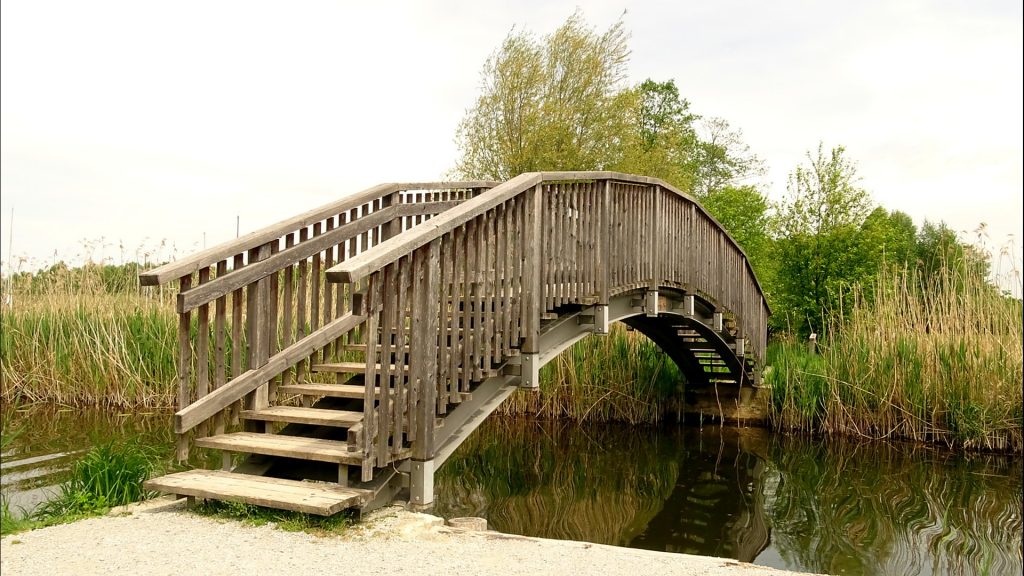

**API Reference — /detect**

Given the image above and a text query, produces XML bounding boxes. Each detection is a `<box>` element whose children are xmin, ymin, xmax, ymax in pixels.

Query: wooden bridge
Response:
<box><xmin>142</xmin><ymin>171</ymin><xmax>769</xmax><ymax>514</ymax></box>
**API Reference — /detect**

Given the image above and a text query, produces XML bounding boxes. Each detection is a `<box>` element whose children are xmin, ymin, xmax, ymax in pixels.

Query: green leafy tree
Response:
<box><xmin>455</xmin><ymin>12</ymin><xmax>629</xmax><ymax>180</ymax></box>
<box><xmin>700</xmin><ymin>185</ymin><xmax>776</xmax><ymax>296</ymax></box>
<box><xmin>915</xmin><ymin>221</ymin><xmax>990</xmax><ymax>286</ymax></box>
<box><xmin>776</xmin><ymin>143</ymin><xmax>873</xmax><ymax>335</ymax></box>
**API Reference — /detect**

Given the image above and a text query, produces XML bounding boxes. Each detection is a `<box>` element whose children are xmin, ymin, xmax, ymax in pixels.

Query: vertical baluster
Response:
<box><xmin>176</xmin><ymin>274</ymin><xmax>193</xmax><ymax>462</ymax></box>
<box><xmin>460</xmin><ymin>223</ymin><xmax>473</xmax><ymax>393</ymax></box>
<box><xmin>395</xmin><ymin>257</ymin><xmax>411</xmax><ymax>448</ymax></box>
<box><xmin>322</xmin><ymin>217</ymin><xmax>336</xmax><ymax>363</ymax></box>
<box><xmin>230</xmin><ymin>254</ymin><xmax>244</xmax><ymax>425</ymax></box>
<box><xmin>296</xmin><ymin>228</ymin><xmax>309</xmax><ymax>395</ymax></box>
<box><xmin>410</xmin><ymin>239</ymin><xmax>439</xmax><ymax>465</ymax></box>
<box><xmin>282</xmin><ymin>234</ymin><xmax>295</xmax><ymax>384</ymax></box>
<box><xmin>214</xmin><ymin>260</ymin><xmax>227</xmax><ymax>437</ymax></box>
<box><xmin>195</xmin><ymin>267</ymin><xmax>211</xmax><ymax>439</ymax></box>
<box><xmin>378</xmin><ymin>263</ymin><xmax>396</xmax><ymax>462</ymax></box>
<box><xmin>449</xmin><ymin>227</ymin><xmax>463</xmax><ymax>402</ymax></box>
<box><xmin>360</xmin><ymin>271</ymin><xmax>380</xmax><ymax>482</ymax></box>
<box><xmin>436</xmin><ymin>236</ymin><xmax>451</xmax><ymax>413</ymax></box>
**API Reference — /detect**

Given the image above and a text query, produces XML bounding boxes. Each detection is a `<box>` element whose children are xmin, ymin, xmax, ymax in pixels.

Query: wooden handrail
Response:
<box><xmin>174</xmin><ymin>312</ymin><xmax>365</xmax><ymax>434</ymax></box>
<box><xmin>141</xmin><ymin>181</ymin><xmax>497</xmax><ymax>287</ymax></box>
<box><xmin>325</xmin><ymin>171</ymin><xmax>769</xmax><ymax>310</ymax></box>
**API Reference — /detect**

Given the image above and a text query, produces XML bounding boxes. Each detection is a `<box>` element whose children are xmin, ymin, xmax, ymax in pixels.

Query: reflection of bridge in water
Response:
<box><xmin>139</xmin><ymin>171</ymin><xmax>769</xmax><ymax>513</ymax></box>
<box><xmin>628</xmin><ymin>427</ymin><xmax>770</xmax><ymax>562</ymax></box>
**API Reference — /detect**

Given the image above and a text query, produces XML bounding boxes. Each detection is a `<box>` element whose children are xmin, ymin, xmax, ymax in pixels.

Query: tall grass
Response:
<box><xmin>1</xmin><ymin>291</ymin><xmax>178</xmax><ymax>407</ymax></box>
<box><xmin>497</xmin><ymin>325</ymin><xmax>683</xmax><ymax>424</ymax></box>
<box><xmin>768</xmin><ymin>264</ymin><xmax>1023</xmax><ymax>451</ymax></box>
<box><xmin>33</xmin><ymin>440</ymin><xmax>157</xmax><ymax>520</ymax></box>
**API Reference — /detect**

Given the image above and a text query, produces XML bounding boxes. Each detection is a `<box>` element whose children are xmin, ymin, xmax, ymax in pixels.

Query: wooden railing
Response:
<box><xmin>327</xmin><ymin>171</ymin><xmax>770</xmax><ymax>474</ymax></box>
<box><xmin>140</xmin><ymin>181</ymin><xmax>496</xmax><ymax>459</ymax></box>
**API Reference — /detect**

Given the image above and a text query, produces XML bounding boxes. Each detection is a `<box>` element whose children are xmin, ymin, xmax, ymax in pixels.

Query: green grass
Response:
<box><xmin>33</xmin><ymin>440</ymin><xmax>157</xmax><ymax>520</ymax></box>
<box><xmin>193</xmin><ymin>500</ymin><xmax>355</xmax><ymax>536</ymax></box>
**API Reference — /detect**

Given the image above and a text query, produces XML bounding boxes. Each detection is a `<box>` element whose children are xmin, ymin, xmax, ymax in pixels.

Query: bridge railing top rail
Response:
<box><xmin>139</xmin><ymin>180</ymin><xmax>498</xmax><ymax>289</ymax></box>
<box><xmin>325</xmin><ymin>171</ymin><xmax>769</xmax><ymax>309</ymax></box>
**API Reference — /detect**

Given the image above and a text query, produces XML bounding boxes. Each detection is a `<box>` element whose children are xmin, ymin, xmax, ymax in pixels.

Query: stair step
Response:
<box><xmin>144</xmin><ymin>470</ymin><xmax>369</xmax><ymax>516</ymax></box>
<box><xmin>240</xmin><ymin>406</ymin><xmax>362</xmax><ymax>427</ymax></box>
<box><xmin>278</xmin><ymin>383</ymin><xmax>379</xmax><ymax>399</ymax></box>
<box><xmin>312</xmin><ymin>362</ymin><xmax>410</xmax><ymax>374</ymax></box>
<box><xmin>196</xmin><ymin>432</ymin><xmax>361</xmax><ymax>465</ymax></box>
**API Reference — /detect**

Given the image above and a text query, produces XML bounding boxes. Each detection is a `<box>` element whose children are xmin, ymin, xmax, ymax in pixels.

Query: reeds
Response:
<box><xmin>768</xmin><ymin>264</ymin><xmax>1023</xmax><ymax>451</ymax></box>
<box><xmin>497</xmin><ymin>325</ymin><xmax>683</xmax><ymax>424</ymax></box>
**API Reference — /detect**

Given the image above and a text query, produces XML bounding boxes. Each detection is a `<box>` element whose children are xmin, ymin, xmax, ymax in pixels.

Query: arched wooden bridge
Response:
<box><xmin>143</xmin><ymin>171</ymin><xmax>769</xmax><ymax>514</ymax></box>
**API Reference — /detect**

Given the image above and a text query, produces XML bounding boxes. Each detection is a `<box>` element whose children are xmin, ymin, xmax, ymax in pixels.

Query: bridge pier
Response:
<box><xmin>409</xmin><ymin>459</ymin><xmax>435</xmax><ymax>506</ymax></box>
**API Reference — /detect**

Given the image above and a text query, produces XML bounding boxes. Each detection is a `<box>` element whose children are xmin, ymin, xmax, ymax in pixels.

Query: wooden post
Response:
<box><xmin>522</xmin><ymin>184</ymin><xmax>542</xmax><ymax>353</ymax></box>
<box><xmin>599</xmin><ymin>180</ymin><xmax>611</xmax><ymax>305</ymax></box>
<box><xmin>410</xmin><ymin>238</ymin><xmax>440</xmax><ymax>506</ymax></box>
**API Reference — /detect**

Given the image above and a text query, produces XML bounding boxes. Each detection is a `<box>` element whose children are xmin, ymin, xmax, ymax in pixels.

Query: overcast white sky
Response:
<box><xmin>2</xmin><ymin>0</ymin><xmax>1021</xmax><ymax>285</ymax></box>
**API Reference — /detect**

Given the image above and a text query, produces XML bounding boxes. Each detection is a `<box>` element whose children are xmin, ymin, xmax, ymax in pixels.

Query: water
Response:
<box><xmin>2</xmin><ymin>408</ymin><xmax>1021</xmax><ymax>575</ymax></box>
<box><xmin>434</xmin><ymin>419</ymin><xmax>1023</xmax><ymax>575</ymax></box>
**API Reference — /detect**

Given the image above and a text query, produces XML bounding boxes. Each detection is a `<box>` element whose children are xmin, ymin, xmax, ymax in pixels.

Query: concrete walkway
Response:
<box><xmin>0</xmin><ymin>498</ymin><xmax>816</xmax><ymax>576</ymax></box>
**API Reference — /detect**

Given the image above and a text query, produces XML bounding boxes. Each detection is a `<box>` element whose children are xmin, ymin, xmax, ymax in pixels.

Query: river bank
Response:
<box><xmin>0</xmin><ymin>497</ymin><xmax>811</xmax><ymax>576</ymax></box>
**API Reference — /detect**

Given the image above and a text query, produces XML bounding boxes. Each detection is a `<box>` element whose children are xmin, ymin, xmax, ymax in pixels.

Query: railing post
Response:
<box><xmin>520</xmin><ymin>184</ymin><xmax>543</xmax><ymax>389</ymax></box>
<box><xmin>646</xmin><ymin>185</ymin><xmax>661</xmax><ymax>318</ymax></box>
<box><xmin>176</xmin><ymin>274</ymin><xmax>193</xmax><ymax>462</ymax></box>
<box><xmin>410</xmin><ymin>238</ymin><xmax>440</xmax><ymax>506</ymax></box>
<box><xmin>599</xmin><ymin>180</ymin><xmax>611</xmax><ymax>305</ymax></box>
<box><xmin>381</xmin><ymin>190</ymin><xmax>401</xmax><ymax>241</ymax></box>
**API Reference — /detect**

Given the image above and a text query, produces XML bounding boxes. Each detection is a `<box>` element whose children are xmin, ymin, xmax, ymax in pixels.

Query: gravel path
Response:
<box><xmin>1</xmin><ymin>498</ymin><xmax>812</xmax><ymax>576</ymax></box>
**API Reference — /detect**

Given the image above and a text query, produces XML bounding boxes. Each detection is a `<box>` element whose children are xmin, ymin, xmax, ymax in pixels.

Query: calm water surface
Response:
<box><xmin>2</xmin><ymin>408</ymin><xmax>1021</xmax><ymax>575</ymax></box>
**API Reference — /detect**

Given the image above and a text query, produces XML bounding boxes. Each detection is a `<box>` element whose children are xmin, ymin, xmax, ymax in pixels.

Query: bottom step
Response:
<box><xmin>145</xmin><ymin>470</ymin><xmax>371</xmax><ymax>516</ymax></box>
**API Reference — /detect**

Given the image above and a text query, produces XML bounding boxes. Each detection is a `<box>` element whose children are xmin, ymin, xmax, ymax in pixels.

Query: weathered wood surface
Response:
<box><xmin>141</xmin><ymin>172</ymin><xmax>768</xmax><ymax>510</ymax></box>
<box><xmin>144</xmin><ymin>470</ymin><xmax>370</xmax><ymax>516</ymax></box>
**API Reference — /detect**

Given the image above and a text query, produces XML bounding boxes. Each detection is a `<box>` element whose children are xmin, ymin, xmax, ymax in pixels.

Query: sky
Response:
<box><xmin>2</xmin><ymin>0</ymin><xmax>1022</xmax><ymax>288</ymax></box>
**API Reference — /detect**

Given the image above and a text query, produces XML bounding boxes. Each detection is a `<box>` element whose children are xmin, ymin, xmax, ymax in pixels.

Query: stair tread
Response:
<box><xmin>144</xmin><ymin>469</ymin><xmax>369</xmax><ymax>516</ymax></box>
<box><xmin>241</xmin><ymin>406</ymin><xmax>362</xmax><ymax>427</ymax></box>
<box><xmin>278</xmin><ymin>383</ymin><xmax>379</xmax><ymax>399</ymax></box>
<box><xmin>312</xmin><ymin>362</ymin><xmax>410</xmax><ymax>374</ymax></box>
<box><xmin>195</xmin><ymin>432</ymin><xmax>361</xmax><ymax>464</ymax></box>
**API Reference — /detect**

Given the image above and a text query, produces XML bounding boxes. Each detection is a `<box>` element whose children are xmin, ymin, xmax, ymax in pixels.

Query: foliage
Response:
<box><xmin>699</xmin><ymin>184</ymin><xmax>775</xmax><ymax>292</ymax></box>
<box><xmin>34</xmin><ymin>440</ymin><xmax>157</xmax><ymax>518</ymax></box>
<box><xmin>766</xmin><ymin>263</ymin><xmax>1022</xmax><ymax>452</ymax></box>
<box><xmin>455</xmin><ymin>12</ymin><xmax>630</xmax><ymax>180</ymax></box>
<box><xmin>774</xmin><ymin>143</ymin><xmax>874</xmax><ymax>335</ymax></box>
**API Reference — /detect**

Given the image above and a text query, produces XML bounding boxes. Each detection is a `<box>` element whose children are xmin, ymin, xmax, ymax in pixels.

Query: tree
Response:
<box><xmin>775</xmin><ymin>143</ymin><xmax>873</xmax><ymax>335</ymax></box>
<box><xmin>700</xmin><ymin>184</ymin><xmax>774</xmax><ymax>282</ymax></box>
<box><xmin>688</xmin><ymin>118</ymin><xmax>764</xmax><ymax>198</ymax></box>
<box><xmin>455</xmin><ymin>12</ymin><xmax>629</xmax><ymax>180</ymax></box>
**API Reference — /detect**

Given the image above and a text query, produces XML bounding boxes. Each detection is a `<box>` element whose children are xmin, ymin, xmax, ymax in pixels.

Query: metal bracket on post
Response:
<box><xmin>594</xmin><ymin>305</ymin><xmax>609</xmax><ymax>335</ymax></box>
<box><xmin>409</xmin><ymin>459</ymin><xmax>435</xmax><ymax>507</ymax></box>
<box><xmin>520</xmin><ymin>353</ymin><xmax>540</xmax><ymax>389</ymax></box>
<box><xmin>645</xmin><ymin>290</ymin><xmax>659</xmax><ymax>317</ymax></box>
<box><xmin>713</xmin><ymin>311</ymin><xmax>723</xmax><ymax>332</ymax></box>
<box><xmin>682</xmin><ymin>294</ymin><xmax>695</xmax><ymax>318</ymax></box>
<box><xmin>735</xmin><ymin>338</ymin><xmax>746</xmax><ymax>357</ymax></box>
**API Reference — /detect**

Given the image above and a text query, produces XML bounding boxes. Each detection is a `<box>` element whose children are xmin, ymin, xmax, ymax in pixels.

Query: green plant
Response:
<box><xmin>34</xmin><ymin>440</ymin><xmax>157</xmax><ymax>519</ymax></box>
<box><xmin>193</xmin><ymin>500</ymin><xmax>354</xmax><ymax>535</ymax></box>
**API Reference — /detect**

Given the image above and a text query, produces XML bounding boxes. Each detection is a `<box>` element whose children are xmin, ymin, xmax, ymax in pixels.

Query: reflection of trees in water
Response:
<box><xmin>435</xmin><ymin>418</ymin><xmax>681</xmax><ymax>546</ymax></box>
<box><xmin>764</xmin><ymin>435</ymin><xmax>1024</xmax><ymax>576</ymax></box>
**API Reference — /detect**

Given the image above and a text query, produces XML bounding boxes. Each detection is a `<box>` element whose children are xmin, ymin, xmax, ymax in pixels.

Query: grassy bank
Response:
<box><xmin>767</xmin><ymin>265</ymin><xmax>1023</xmax><ymax>451</ymax></box>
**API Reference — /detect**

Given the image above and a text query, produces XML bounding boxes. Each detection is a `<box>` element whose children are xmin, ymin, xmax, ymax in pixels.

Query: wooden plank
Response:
<box><xmin>176</xmin><ymin>274</ymin><xmax>193</xmax><ymax>461</ymax></box>
<box><xmin>411</xmin><ymin>239</ymin><xmax>440</xmax><ymax>461</ymax></box>
<box><xmin>195</xmin><ymin>432</ymin><xmax>362</xmax><ymax>464</ymax></box>
<box><xmin>313</xmin><ymin>362</ymin><xmax>410</xmax><ymax>374</ymax></box>
<box><xmin>196</xmin><ymin>267</ymin><xmax>211</xmax><ymax>438</ymax></box>
<box><xmin>327</xmin><ymin>173</ymin><xmax>542</xmax><ymax>283</ymax></box>
<box><xmin>175</xmin><ymin>312</ymin><xmax>366</xmax><ymax>433</ymax></box>
<box><xmin>213</xmin><ymin>261</ymin><xmax>227</xmax><ymax>435</ymax></box>
<box><xmin>144</xmin><ymin>470</ymin><xmax>370</xmax><ymax>516</ymax></box>
<box><xmin>241</xmin><ymin>406</ymin><xmax>362</xmax><ymax>427</ymax></box>
<box><xmin>394</xmin><ymin>257</ymin><xmax>411</xmax><ymax>450</ymax></box>
<box><xmin>521</xmin><ymin>184</ymin><xmax>542</xmax><ymax>353</ymax></box>
<box><xmin>141</xmin><ymin>182</ymin><xmax>400</xmax><ymax>286</ymax></box>
<box><xmin>277</xmin><ymin>382</ymin><xmax>380</xmax><ymax>399</ymax></box>
<box><xmin>378</xmin><ymin>263</ymin><xmax>397</xmax><ymax>459</ymax></box>
<box><xmin>360</xmin><ymin>272</ymin><xmax>380</xmax><ymax>480</ymax></box>
<box><xmin>230</xmin><ymin>254</ymin><xmax>244</xmax><ymax>425</ymax></box>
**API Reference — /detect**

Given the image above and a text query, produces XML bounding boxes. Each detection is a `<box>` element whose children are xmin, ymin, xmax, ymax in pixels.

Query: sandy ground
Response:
<box><xmin>0</xmin><ymin>497</ymin><xmax>814</xmax><ymax>576</ymax></box>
